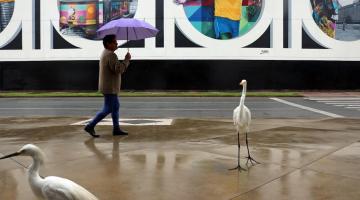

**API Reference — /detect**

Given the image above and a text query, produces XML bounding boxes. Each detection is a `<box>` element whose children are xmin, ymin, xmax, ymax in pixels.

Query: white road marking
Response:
<box><xmin>0</xmin><ymin>108</ymin><xmax>234</xmax><ymax>111</ymax></box>
<box><xmin>305</xmin><ymin>97</ymin><xmax>360</xmax><ymax>113</ymax></box>
<box><xmin>323</xmin><ymin>102</ymin><xmax>360</xmax><ymax>104</ymax></box>
<box><xmin>0</xmin><ymin>108</ymin><xmax>96</xmax><ymax>110</ymax></box>
<box><xmin>71</xmin><ymin>118</ymin><xmax>174</xmax><ymax>126</ymax></box>
<box><xmin>270</xmin><ymin>98</ymin><xmax>344</xmax><ymax>118</ymax></box>
<box><xmin>331</xmin><ymin>104</ymin><xmax>360</xmax><ymax>106</ymax></box>
<box><xmin>318</xmin><ymin>101</ymin><xmax>360</xmax><ymax>103</ymax></box>
<box><xmin>346</xmin><ymin>107</ymin><xmax>360</xmax><ymax>109</ymax></box>
<box><xmin>305</xmin><ymin>98</ymin><xmax>360</xmax><ymax>101</ymax></box>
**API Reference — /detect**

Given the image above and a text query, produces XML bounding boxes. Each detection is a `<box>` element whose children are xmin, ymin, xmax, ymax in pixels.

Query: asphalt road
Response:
<box><xmin>0</xmin><ymin>97</ymin><xmax>358</xmax><ymax>119</ymax></box>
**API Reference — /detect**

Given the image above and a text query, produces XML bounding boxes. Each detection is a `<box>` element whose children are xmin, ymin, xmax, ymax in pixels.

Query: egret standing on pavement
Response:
<box><xmin>230</xmin><ymin>80</ymin><xmax>259</xmax><ymax>171</ymax></box>
<box><xmin>0</xmin><ymin>144</ymin><xmax>98</xmax><ymax>200</ymax></box>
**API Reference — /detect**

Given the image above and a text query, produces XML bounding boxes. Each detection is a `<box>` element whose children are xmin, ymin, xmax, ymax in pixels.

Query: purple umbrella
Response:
<box><xmin>96</xmin><ymin>18</ymin><xmax>159</xmax><ymax>41</ymax></box>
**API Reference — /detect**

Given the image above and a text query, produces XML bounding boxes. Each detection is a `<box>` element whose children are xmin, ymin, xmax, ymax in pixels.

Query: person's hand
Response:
<box><xmin>125</xmin><ymin>52</ymin><xmax>131</xmax><ymax>60</ymax></box>
<box><xmin>174</xmin><ymin>0</ymin><xmax>187</xmax><ymax>4</ymax></box>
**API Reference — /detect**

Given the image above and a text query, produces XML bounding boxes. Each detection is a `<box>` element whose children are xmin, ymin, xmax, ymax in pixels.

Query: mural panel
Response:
<box><xmin>58</xmin><ymin>0</ymin><xmax>138</xmax><ymax>39</ymax></box>
<box><xmin>0</xmin><ymin>0</ymin><xmax>359</xmax><ymax>61</ymax></box>
<box><xmin>0</xmin><ymin>0</ymin><xmax>15</xmax><ymax>33</ymax></box>
<box><xmin>175</xmin><ymin>0</ymin><xmax>262</xmax><ymax>40</ymax></box>
<box><xmin>311</xmin><ymin>0</ymin><xmax>360</xmax><ymax>41</ymax></box>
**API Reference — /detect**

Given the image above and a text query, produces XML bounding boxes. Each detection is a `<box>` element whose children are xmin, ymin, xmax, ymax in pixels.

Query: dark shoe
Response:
<box><xmin>84</xmin><ymin>125</ymin><xmax>100</xmax><ymax>138</ymax></box>
<box><xmin>113</xmin><ymin>129</ymin><xmax>128</xmax><ymax>136</ymax></box>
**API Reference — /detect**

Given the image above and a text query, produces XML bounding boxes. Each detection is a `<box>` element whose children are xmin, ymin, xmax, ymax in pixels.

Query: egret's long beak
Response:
<box><xmin>0</xmin><ymin>152</ymin><xmax>21</xmax><ymax>159</ymax></box>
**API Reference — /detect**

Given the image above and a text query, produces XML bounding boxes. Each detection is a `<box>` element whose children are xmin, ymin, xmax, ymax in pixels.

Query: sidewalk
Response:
<box><xmin>1</xmin><ymin>117</ymin><xmax>360</xmax><ymax>199</ymax></box>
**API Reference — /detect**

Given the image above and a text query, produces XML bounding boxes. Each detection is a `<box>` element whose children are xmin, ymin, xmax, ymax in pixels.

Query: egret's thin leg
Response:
<box><xmin>237</xmin><ymin>131</ymin><xmax>240</xmax><ymax>166</ymax></box>
<box><xmin>229</xmin><ymin>131</ymin><xmax>246</xmax><ymax>171</ymax></box>
<box><xmin>245</xmin><ymin>132</ymin><xmax>260</xmax><ymax>166</ymax></box>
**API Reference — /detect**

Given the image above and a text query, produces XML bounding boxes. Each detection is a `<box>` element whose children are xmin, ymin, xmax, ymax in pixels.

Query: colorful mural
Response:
<box><xmin>311</xmin><ymin>0</ymin><xmax>340</xmax><ymax>38</ymax></box>
<box><xmin>1</xmin><ymin>1</ymin><xmax>359</xmax><ymax>61</ymax></box>
<box><xmin>0</xmin><ymin>0</ymin><xmax>15</xmax><ymax>33</ymax></box>
<box><xmin>58</xmin><ymin>0</ymin><xmax>137</xmax><ymax>39</ymax></box>
<box><xmin>176</xmin><ymin>0</ymin><xmax>262</xmax><ymax>40</ymax></box>
<box><xmin>311</xmin><ymin>0</ymin><xmax>360</xmax><ymax>41</ymax></box>
<box><xmin>59</xmin><ymin>1</ymin><xmax>98</xmax><ymax>38</ymax></box>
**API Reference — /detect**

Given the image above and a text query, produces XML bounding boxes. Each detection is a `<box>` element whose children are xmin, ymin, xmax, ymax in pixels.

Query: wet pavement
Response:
<box><xmin>1</xmin><ymin>117</ymin><xmax>360</xmax><ymax>200</ymax></box>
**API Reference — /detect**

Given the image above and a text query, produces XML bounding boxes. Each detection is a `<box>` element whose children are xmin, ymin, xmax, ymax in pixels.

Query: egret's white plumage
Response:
<box><xmin>233</xmin><ymin>80</ymin><xmax>251</xmax><ymax>134</ymax></box>
<box><xmin>230</xmin><ymin>80</ymin><xmax>259</xmax><ymax>171</ymax></box>
<box><xmin>0</xmin><ymin>144</ymin><xmax>98</xmax><ymax>200</ymax></box>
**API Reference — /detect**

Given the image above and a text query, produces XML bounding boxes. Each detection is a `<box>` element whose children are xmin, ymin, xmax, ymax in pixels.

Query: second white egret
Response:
<box><xmin>0</xmin><ymin>144</ymin><xmax>98</xmax><ymax>200</ymax></box>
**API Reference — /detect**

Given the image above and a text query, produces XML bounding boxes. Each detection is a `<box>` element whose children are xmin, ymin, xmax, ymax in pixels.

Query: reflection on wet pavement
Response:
<box><xmin>1</xmin><ymin>117</ymin><xmax>360</xmax><ymax>199</ymax></box>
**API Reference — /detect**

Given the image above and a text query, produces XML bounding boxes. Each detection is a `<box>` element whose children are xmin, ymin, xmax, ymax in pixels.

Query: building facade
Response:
<box><xmin>0</xmin><ymin>0</ymin><xmax>359</xmax><ymax>90</ymax></box>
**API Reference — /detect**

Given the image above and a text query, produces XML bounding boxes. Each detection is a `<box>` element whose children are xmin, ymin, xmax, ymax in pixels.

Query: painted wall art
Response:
<box><xmin>311</xmin><ymin>0</ymin><xmax>360</xmax><ymax>41</ymax></box>
<box><xmin>0</xmin><ymin>0</ymin><xmax>15</xmax><ymax>33</ymax></box>
<box><xmin>59</xmin><ymin>0</ymin><xmax>138</xmax><ymax>39</ymax></box>
<box><xmin>175</xmin><ymin>0</ymin><xmax>262</xmax><ymax>40</ymax></box>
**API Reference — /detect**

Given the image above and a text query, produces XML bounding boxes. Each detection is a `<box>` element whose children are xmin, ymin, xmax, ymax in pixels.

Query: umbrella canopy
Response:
<box><xmin>96</xmin><ymin>18</ymin><xmax>159</xmax><ymax>41</ymax></box>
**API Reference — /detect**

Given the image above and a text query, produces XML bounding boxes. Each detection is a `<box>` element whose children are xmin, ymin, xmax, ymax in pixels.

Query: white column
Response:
<box><xmin>41</xmin><ymin>0</ymin><xmax>54</xmax><ymax>50</ymax></box>
<box><xmin>163</xmin><ymin>0</ymin><xmax>175</xmax><ymax>51</ymax></box>
<box><xmin>141</xmin><ymin>0</ymin><xmax>156</xmax><ymax>49</ymax></box>
<box><xmin>288</xmin><ymin>0</ymin><xmax>302</xmax><ymax>49</ymax></box>
<box><xmin>22</xmin><ymin>0</ymin><xmax>35</xmax><ymax>50</ymax></box>
<box><xmin>271</xmin><ymin>0</ymin><xmax>284</xmax><ymax>49</ymax></box>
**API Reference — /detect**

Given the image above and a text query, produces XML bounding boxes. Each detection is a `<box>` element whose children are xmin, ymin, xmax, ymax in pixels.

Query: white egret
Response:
<box><xmin>0</xmin><ymin>144</ymin><xmax>98</xmax><ymax>200</ymax></box>
<box><xmin>230</xmin><ymin>80</ymin><xmax>259</xmax><ymax>171</ymax></box>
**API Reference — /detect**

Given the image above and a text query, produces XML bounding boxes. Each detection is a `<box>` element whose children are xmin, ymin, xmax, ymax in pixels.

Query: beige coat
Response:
<box><xmin>98</xmin><ymin>49</ymin><xmax>129</xmax><ymax>94</ymax></box>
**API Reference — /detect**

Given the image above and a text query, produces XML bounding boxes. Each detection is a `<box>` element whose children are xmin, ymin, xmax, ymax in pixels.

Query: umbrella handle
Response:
<box><xmin>127</xmin><ymin>28</ymin><xmax>129</xmax><ymax>52</ymax></box>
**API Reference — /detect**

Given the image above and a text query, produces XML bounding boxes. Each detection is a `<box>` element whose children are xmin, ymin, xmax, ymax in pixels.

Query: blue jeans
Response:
<box><xmin>87</xmin><ymin>94</ymin><xmax>120</xmax><ymax>130</ymax></box>
<box><xmin>214</xmin><ymin>16</ymin><xmax>240</xmax><ymax>39</ymax></box>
